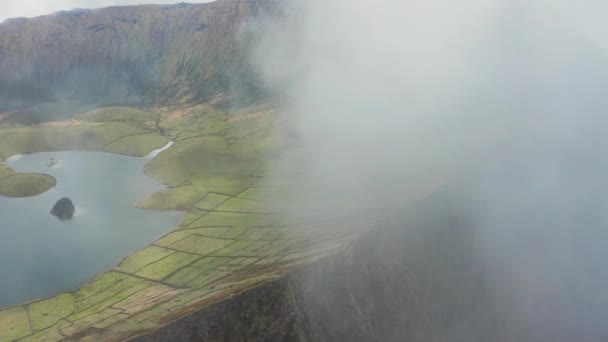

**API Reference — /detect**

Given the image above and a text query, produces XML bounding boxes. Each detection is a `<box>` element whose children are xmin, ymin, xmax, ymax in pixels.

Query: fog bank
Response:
<box><xmin>252</xmin><ymin>0</ymin><xmax>608</xmax><ymax>340</ymax></box>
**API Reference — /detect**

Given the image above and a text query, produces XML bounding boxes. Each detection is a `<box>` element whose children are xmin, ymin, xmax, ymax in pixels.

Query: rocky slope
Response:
<box><xmin>122</xmin><ymin>189</ymin><xmax>511</xmax><ymax>342</ymax></box>
<box><xmin>0</xmin><ymin>0</ymin><xmax>271</xmax><ymax>116</ymax></box>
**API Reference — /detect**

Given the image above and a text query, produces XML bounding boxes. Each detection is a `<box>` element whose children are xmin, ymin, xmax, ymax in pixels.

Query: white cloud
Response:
<box><xmin>0</xmin><ymin>0</ymin><xmax>213</xmax><ymax>22</ymax></box>
<box><xmin>251</xmin><ymin>1</ymin><xmax>608</xmax><ymax>338</ymax></box>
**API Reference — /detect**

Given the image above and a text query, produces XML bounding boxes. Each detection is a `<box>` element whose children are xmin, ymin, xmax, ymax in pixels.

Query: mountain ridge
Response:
<box><xmin>0</xmin><ymin>0</ymin><xmax>269</xmax><ymax>116</ymax></box>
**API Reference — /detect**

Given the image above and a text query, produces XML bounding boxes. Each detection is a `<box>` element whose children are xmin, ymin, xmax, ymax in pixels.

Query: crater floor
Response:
<box><xmin>0</xmin><ymin>102</ymin><xmax>359</xmax><ymax>342</ymax></box>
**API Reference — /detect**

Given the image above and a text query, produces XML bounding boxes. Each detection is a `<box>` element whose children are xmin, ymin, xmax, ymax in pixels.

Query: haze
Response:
<box><xmin>253</xmin><ymin>0</ymin><xmax>608</xmax><ymax>340</ymax></box>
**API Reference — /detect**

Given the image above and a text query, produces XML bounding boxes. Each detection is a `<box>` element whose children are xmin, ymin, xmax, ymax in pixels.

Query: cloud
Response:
<box><xmin>0</xmin><ymin>0</ymin><xmax>213</xmax><ymax>22</ymax></box>
<box><xmin>252</xmin><ymin>0</ymin><xmax>608</xmax><ymax>339</ymax></box>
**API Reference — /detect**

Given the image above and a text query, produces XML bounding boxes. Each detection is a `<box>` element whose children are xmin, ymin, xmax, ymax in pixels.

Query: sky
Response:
<box><xmin>1</xmin><ymin>0</ymin><xmax>213</xmax><ymax>22</ymax></box>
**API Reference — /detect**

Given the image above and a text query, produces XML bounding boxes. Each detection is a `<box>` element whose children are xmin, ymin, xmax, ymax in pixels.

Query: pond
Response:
<box><xmin>0</xmin><ymin>146</ymin><xmax>182</xmax><ymax>308</ymax></box>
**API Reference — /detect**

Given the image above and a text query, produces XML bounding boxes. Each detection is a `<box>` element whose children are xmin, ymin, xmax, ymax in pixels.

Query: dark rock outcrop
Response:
<box><xmin>50</xmin><ymin>197</ymin><xmax>75</xmax><ymax>220</ymax></box>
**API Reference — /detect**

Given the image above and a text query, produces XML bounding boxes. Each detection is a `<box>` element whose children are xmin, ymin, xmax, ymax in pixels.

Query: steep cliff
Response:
<box><xmin>0</xmin><ymin>0</ymin><xmax>270</xmax><ymax>115</ymax></box>
<box><xmin>125</xmin><ymin>189</ymin><xmax>507</xmax><ymax>342</ymax></box>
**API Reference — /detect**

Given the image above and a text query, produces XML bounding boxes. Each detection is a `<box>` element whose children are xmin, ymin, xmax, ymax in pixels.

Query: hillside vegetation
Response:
<box><xmin>0</xmin><ymin>0</ymin><xmax>268</xmax><ymax>115</ymax></box>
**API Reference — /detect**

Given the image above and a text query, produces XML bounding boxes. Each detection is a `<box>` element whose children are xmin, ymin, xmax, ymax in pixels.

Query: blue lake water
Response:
<box><xmin>0</xmin><ymin>148</ymin><xmax>182</xmax><ymax>308</ymax></box>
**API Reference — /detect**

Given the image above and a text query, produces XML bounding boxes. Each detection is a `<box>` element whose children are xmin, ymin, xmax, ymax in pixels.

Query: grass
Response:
<box><xmin>137</xmin><ymin>135</ymin><xmax>261</xmax><ymax>210</ymax></box>
<box><xmin>0</xmin><ymin>122</ymin><xmax>151</xmax><ymax>158</ymax></box>
<box><xmin>70</xmin><ymin>274</ymin><xmax>148</xmax><ymax>321</ymax></box>
<box><xmin>184</xmin><ymin>211</ymin><xmax>279</xmax><ymax>229</ymax></box>
<box><xmin>111</xmin><ymin>284</ymin><xmax>176</xmax><ymax>312</ymax></box>
<box><xmin>0</xmin><ymin>113</ymin><xmax>162</xmax><ymax>197</ymax></box>
<box><xmin>0</xmin><ymin>173</ymin><xmax>56</xmax><ymax>197</ymax></box>
<box><xmin>27</xmin><ymin>294</ymin><xmax>75</xmax><ymax>331</ymax></box>
<box><xmin>78</xmin><ymin>107</ymin><xmax>158</xmax><ymax>123</ymax></box>
<box><xmin>104</xmin><ymin>133</ymin><xmax>168</xmax><ymax>157</ymax></box>
<box><xmin>0</xmin><ymin>307</ymin><xmax>31</xmax><ymax>341</ymax></box>
<box><xmin>238</xmin><ymin>227</ymin><xmax>287</xmax><ymax>241</ymax></box>
<box><xmin>135</xmin><ymin>186</ymin><xmax>204</xmax><ymax>211</ymax></box>
<box><xmin>178</xmin><ymin>209</ymin><xmax>209</xmax><ymax>228</ymax></box>
<box><xmin>169</xmin><ymin>235</ymin><xmax>235</xmax><ymax>255</ymax></box>
<box><xmin>0</xmin><ymin>165</ymin><xmax>16</xmax><ymax>180</ymax></box>
<box><xmin>19</xmin><ymin>321</ymin><xmax>67</xmax><ymax>342</ymax></box>
<box><xmin>211</xmin><ymin>240</ymin><xmax>270</xmax><ymax>257</ymax></box>
<box><xmin>160</xmin><ymin>108</ymin><xmax>228</xmax><ymax>140</ymax></box>
<box><xmin>146</xmin><ymin>104</ymin><xmax>279</xmax><ymax>191</ymax></box>
<box><xmin>164</xmin><ymin>257</ymin><xmax>231</xmax><ymax>287</ymax></box>
<box><xmin>59</xmin><ymin>272</ymin><xmax>156</xmax><ymax>325</ymax></box>
<box><xmin>144</xmin><ymin>136</ymin><xmax>242</xmax><ymax>186</ymax></box>
<box><xmin>237</xmin><ymin>188</ymin><xmax>284</xmax><ymax>201</ymax></box>
<box><xmin>155</xmin><ymin>227</ymin><xmax>232</xmax><ymax>247</ymax></box>
<box><xmin>216</xmin><ymin>197</ymin><xmax>271</xmax><ymax>213</ymax></box>
<box><xmin>195</xmin><ymin>193</ymin><xmax>231</xmax><ymax>211</ymax></box>
<box><xmin>1</xmin><ymin>101</ymin><xmax>93</xmax><ymax>125</ymax></box>
<box><xmin>220</xmin><ymin>226</ymin><xmax>249</xmax><ymax>239</ymax></box>
<box><xmin>64</xmin><ymin>308</ymin><xmax>124</xmax><ymax>335</ymax></box>
<box><xmin>0</xmin><ymin>101</ymin><xmax>364</xmax><ymax>342</ymax></box>
<box><xmin>135</xmin><ymin>253</ymin><xmax>201</xmax><ymax>281</ymax></box>
<box><xmin>117</xmin><ymin>246</ymin><xmax>175</xmax><ymax>274</ymax></box>
<box><xmin>73</xmin><ymin>272</ymin><xmax>128</xmax><ymax>301</ymax></box>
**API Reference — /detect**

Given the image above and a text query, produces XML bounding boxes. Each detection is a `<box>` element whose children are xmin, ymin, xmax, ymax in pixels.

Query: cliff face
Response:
<box><xmin>123</xmin><ymin>190</ymin><xmax>511</xmax><ymax>342</ymax></box>
<box><xmin>129</xmin><ymin>185</ymin><xmax>601</xmax><ymax>342</ymax></box>
<box><xmin>0</xmin><ymin>0</ymin><xmax>269</xmax><ymax>113</ymax></box>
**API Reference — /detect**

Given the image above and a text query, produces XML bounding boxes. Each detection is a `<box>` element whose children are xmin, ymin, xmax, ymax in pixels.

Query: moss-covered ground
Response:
<box><xmin>0</xmin><ymin>101</ymin><xmax>367</xmax><ymax>342</ymax></box>
<box><xmin>0</xmin><ymin>173</ymin><xmax>56</xmax><ymax>198</ymax></box>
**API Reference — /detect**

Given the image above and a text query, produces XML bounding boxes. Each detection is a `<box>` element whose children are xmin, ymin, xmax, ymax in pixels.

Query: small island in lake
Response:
<box><xmin>51</xmin><ymin>197</ymin><xmax>75</xmax><ymax>220</ymax></box>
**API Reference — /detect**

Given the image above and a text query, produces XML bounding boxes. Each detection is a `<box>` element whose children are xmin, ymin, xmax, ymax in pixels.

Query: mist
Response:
<box><xmin>252</xmin><ymin>0</ymin><xmax>608</xmax><ymax>340</ymax></box>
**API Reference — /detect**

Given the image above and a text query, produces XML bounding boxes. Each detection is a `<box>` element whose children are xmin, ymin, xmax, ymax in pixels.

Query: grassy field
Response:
<box><xmin>0</xmin><ymin>122</ymin><xmax>159</xmax><ymax>157</ymax></box>
<box><xmin>0</xmin><ymin>164</ymin><xmax>15</xmax><ymax>179</ymax></box>
<box><xmin>0</xmin><ymin>107</ymin><xmax>165</xmax><ymax>197</ymax></box>
<box><xmin>0</xmin><ymin>100</ymin><xmax>369</xmax><ymax>342</ymax></box>
<box><xmin>77</xmin><ymin>107</ymin><xmax>158</xmax><ymax>123</ymax></box>
<box><xmin>104</xmin><ymin>133</ymin><xmax>168</xmax><ymax>157</ymax></box>
<box><xmin>0</xmin><ymin>101</ymin><xmax>94</xmax><ymax>125</ymax></box>
<box><xmin>137</xmin><ymin>103</ymin><xmax>283</xmax><ymax>211</ymax></box>
<box><xmin>0</xmin><ymin>173</ymin><xmax>56</xmax><ymax>197</ymax></box>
